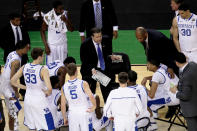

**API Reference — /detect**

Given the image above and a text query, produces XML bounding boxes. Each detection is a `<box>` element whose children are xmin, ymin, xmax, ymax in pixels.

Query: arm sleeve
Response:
<box><xmin>103</xmin><ymin>92</ymin><xmax>112</xmax><ymax>117</ymax></box>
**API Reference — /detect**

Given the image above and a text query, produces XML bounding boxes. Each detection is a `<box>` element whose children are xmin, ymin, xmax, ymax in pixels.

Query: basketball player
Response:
<box><xmin>61</xmin><ymin>63</ymin><xmax>96</xmax><ymax>130</ymax></box>
<box><xmin>144</xmin><ymin>60</ymin><xmax>179</xmax><ymax>112</ymax></box>
<box><xmin>172</xmin><ymin>3</ymin><xmax>197</xmax><ymax>63</ymax></box>
<box><xmin>11</xmin><ymin>48</ymin><xmax>55</xmax><ymax>131</ymax></box>
<box><xmin>41</xmin><ymin>0</ymin><xmax>74</xmax><ymax>65</ymax></box>
<box><xmin>104</xmin><ymin>72</ymin><xmax>143</xmax><ymax>131</ymax></box>
<box><xmin>127</xmin><ymin>70</ymin><xmax>151</xmax><ymax>129</ymax></box>
<box><xmin>1</xmin><ymin>40</ymin><xmax>29</xmax><ymax>131</ymax></box>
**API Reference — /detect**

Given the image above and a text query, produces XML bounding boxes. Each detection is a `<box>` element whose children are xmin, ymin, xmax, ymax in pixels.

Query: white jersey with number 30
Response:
<box><xmin>178</xmin><ymin>13</ymin><xmax>197</xmax><ymax>51</ymax></box>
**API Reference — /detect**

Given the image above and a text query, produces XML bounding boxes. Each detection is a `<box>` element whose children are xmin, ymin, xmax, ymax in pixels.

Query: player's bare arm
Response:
<box><xmin>41</xmin><ymin>67</ymin><xmax>52</xmax><ymax>96</ymax></box>
<box><xmin>11</xmin><ymin>65</ymin><xmax>26</xmax><ymax>90</ymax></box>
<box><xmin>141</xmin><ymin>76</ymin><xmax>152</xmax><ymax>87</ymax></box>
<box><xmin>10</xmin><ymin>60</ymin><xmax>21</xmax><ymax>98</ymax></box>
<box><xmin>172</xmin><ymin>17</ymin><xmax>181</xmax><ymax>52</ymax></box>
<box><xmin>61</xmin><ymin>11</ymin><xmax>74</xmax><ymax>32</ymax></box>
<box><xmin>83</xmin><ymin>81</ymin><xmax>96</xmax><ymax>112</ymax></box>
<box><xmin>148</xmin><ymin>82</ymin><xmax>159</xmax><ymax>99</ymax></box>
<box><xmin>40</xmin><ymin>21</ymin><xmax>51</xmax><ymax>55</ymax></box>
<box><xmin>61</xmin><ymin>88</ymin><xmax>68</xmax><ymax>125</ymax></box>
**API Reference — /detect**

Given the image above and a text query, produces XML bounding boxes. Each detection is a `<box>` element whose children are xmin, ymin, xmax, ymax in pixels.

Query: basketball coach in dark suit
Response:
<box><xmin>79</xmin><ymin>0</ymin><xmax>118</xmax><ymax>53</ymax></box>
<box><xmin>80</xmin><ymin>28</ymin><xmax>115</xmax><ymax>102</ymax></box>
<box><xmin>135</xmin><ymin>27</ymin><xmax>179</xmax><ymax>118</ymax></box>
<box><xmin>0</xmin><ymin>13</ymin><xmax>30</xmax><ymax>99</ymax></box>
<box><xmin>135</xmin><ymin>27</ymin><xmax>179</xmax><ymax>76</ymax></box>
<box><xmin>170</xmin><ymin>52</ymin><xmax>197</xmax><ymax>131</ymax></box>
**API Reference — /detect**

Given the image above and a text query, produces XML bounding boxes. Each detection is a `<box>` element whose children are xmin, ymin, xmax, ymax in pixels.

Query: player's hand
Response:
<box><xmin>167</xmin><ymin>68</ymin><xmax>175</xmax><ymax>79</ymax></box>
<box><xmin>86</xmin><ymin>106</ymin><xmax>96</xmax><ymax>113</ymax></box>
<box><xmin>42</xmin><ymin>89</ymin><xmax>51</xmax><ymax>97</ymax></box>
<box><xmin>109</xmin><ymin>117</ymin><xmax>114</xmax><ymax>120</ymax></box>
<box><xmin>61</xmin><ymin>15</ymin><xmax>68</xmax><ymax>22</ymax></box>
<box><xmin>136</xmin><ymin>114</ymin><xmax>139</xmax><ymax>117</ymax></box>
<box><xmin>141</xmin><ymin>77</ymin><xmax>148</xmax><ymax>87</ymax></box>
<box><xmin>170</xmin><ymin>86</ymin><xmax>177</xmax><ymax>94</ymax></box>
<box><xmin>113</xmin><ymin>31</ymin><xmax>118</xmax><ymax>39</ymax></box>
<box><xmin>15</xmin><ymin>92</ymin><xmax>20</xmax><ymax>99</ymax></box>
<box><xmin>45</xmin><ymin>44</ymin><xmax>51</xmax><ymax>55</ymax></box>
<box><xmin>92</xmin><ymin>68</ymin><xmax>97</xmax><ymax>75</ymax></box>
<box><xmin>63</xmin><ymin>117</ymin><xmax>68</xmax><ymax>126</ymax></box>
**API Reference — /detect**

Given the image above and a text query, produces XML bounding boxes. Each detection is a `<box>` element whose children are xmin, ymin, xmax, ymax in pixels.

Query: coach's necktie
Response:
<box><xmin>95</xmin><ymin>3</ymin><xmax>102</xmax><ymax>29</ymax></box>
<box><xmin>97</xmin><ymin>43</ymin><xmax>105</xmax><ymax>70</ymax></box>
<box><xmin>16</xmin><ymin>27</ymin><xmax>20</xmax><ymax>43</ymax></box>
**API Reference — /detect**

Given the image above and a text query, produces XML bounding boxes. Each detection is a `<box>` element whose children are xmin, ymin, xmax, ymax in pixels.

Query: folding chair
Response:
<box><xmin>136</xmin><ymin>117</ymin><xmax>150</xmax><ymax>131</ymax></box>
<box><xmin>155</xmin><ymin>105</ymin><xmax>187</xmax><ymax>131</ymax></box>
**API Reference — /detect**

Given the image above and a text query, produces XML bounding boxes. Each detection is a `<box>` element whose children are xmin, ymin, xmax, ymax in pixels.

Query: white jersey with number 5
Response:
<box><xmin>177</xmin><ymin>13</ymin><xmax>197</xmax><ymax>51</ymax></box>
<box><xmin>45</xmin><ymin>60</ymin><xmax>64</xmax><ymax>77</ymax></box>
<box><xmin>63</xmin><ymin>79</ymin><xmax>90</xmax><ymax>111</ymax></box>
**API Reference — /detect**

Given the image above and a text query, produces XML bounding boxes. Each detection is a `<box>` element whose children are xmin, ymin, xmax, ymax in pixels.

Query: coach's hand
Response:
<box><xmin>45</xmin><ymin>44</ymin><xmax>51</xmax><ymax>55</ymax></box>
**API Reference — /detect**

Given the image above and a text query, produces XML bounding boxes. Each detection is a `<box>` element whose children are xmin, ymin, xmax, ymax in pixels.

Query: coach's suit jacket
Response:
<box><xmin>141</xmin><ymin>29</ymin><xmax>179</xmax><ymax>74</ymax></box>
<box><xmin>0</xmin><ymin>23</ymin><xmax>30</xmax><ymax>65</ymax></box>
<box><xmin>79</xmin><ymin>0</ymin><xmax>118</xmax><ymax>38</ymax></box>
<box><xmin>80</xmin><ymin>36</ymin><xmax>111</xmax><ymax>78</ymax></box>
<box><xmin>177</xmin><ymin>62</ymin><xmax>197</xmax><ymax>117</ymax></box>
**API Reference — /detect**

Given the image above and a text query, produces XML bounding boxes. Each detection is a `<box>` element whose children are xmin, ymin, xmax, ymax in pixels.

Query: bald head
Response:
<box><xmin>135</xmin><ymin>27</ymin><xmax>148</xmax><ymax>43</ymax></box>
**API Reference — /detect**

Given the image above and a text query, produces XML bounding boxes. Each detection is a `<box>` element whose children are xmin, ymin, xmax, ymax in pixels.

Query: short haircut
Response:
<box><xmin>63</xmin><ymin>56</ymin><xmax>76</xmax><ymax>65</ymax></box>
<box><xmin>128</xmin><ymin>70</ymin><xmax>137</xmax><ymax>83</ymax></box>
<box><xmin>15</xmin><ymin>40</ymin><xmax>29</xmax><ymax>50</ymax></box>
<box><xmin>91</xmin><ymin>27</ymin><xmax>102</xmax><ymax>36</ymax></box>
<box><xmin>136</xmin><ymin>27</ymin><xmax>147</xmax><ymax>36</ymax></box>
<box><xmin>67</xmin><ymin>63</ymin><xmax>77</xmax><ymax>76</ymax></box>
<box><xmin>175</xmin><ymin>52</ymin><xmax>186</xmax><ymax>63</ymax></box>
<box><xmin>50</xmin><ymin>76</ymin><xmax>59</xmax><ymax>88</ymax></box>
<box><xmin>53</xmin><ymin>0</ymin><xmax>63</xmax><ymax>9</ymax></box>
<box><xmin>31</xmin><ymin>48</ymin><xmax>44</xmax><ymax>60</ymax></box>
<box><xmin>148</xmin><ymin>59</ymin><xmax>160</xmax><ymax>67</ymax></box>
<box><xmin>178</xmin><ymin>3</ymin><xmax>190</xmax><ymax>11</ymax></box>
<box><xmin>118</xmin><ymin>72</ymin><xmax>128</xmax><ymax>84</ymax></box>
<box><xmin>172</xmin><ymin>0</ymin><xmax>184</xmax><ymax>4</ymax></box>
<box><xmin>9</xmin><ymin>13</ymin><xmax>20</xmax><ymax>20</ymax></box>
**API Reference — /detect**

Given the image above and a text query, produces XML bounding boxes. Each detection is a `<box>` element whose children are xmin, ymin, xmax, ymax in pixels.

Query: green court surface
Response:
<box><xmin>0</xmin><ymin>30</ymin><xmax>170</xmax><ymax>65</ymax></box>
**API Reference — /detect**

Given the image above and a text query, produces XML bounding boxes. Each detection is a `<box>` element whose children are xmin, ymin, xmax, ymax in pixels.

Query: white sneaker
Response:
<box><xmin>147</xmin><ymin>117</ymin><xmax>158</xmax><ymax>131</ymax></box>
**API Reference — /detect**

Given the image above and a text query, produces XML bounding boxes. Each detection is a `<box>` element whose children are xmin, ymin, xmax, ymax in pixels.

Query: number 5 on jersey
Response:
<box><xmin>70</xmin><ymin>89</ymin><xmax>77</xmax><ymax>99</ymax></box>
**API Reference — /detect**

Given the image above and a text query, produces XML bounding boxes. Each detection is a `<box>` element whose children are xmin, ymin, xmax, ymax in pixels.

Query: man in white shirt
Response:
<box><xmin>104</xmin><ymin>72</ymin><xmax>143</xmax><ymax>131</ymax></box>
<box><xmin>41</xmin><ymin>0</ymin><xmax>74</xmax><ymax>65</ymax></box>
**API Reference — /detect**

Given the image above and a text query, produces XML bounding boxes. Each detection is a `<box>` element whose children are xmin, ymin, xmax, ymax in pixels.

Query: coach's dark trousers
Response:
<box><xmin>185</xmin><ymin>117</ymin><xmax>197</xmax><ymax>131</ymax></box>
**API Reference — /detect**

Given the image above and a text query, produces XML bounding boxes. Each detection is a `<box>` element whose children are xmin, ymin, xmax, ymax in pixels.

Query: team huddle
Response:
<box><xmin>0</xmin><ymin>41</ymin><xmax>181</xmax><ymax>131</ymax></box>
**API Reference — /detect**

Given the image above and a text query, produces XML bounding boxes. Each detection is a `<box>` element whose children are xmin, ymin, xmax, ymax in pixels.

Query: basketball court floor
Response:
<box><xmin>2</xmin><ymin>66</ymin><xmax>187</xmax><ymax>131</ymax></box>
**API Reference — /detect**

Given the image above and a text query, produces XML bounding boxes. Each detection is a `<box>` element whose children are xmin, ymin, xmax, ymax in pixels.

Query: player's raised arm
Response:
<box><xmin>83</xmin><ymin>81</ymin><xmax>96</xmax><ymax>112</ymax></box>
<box><xmin>41</xmin><ymin>67</ymin><xmax>52</xmax><ymax>96</ymax></box>
<box><xmin>11</xmin><ymin>65</ymin><xmax>26</xmax><ymax>90</ymax></box>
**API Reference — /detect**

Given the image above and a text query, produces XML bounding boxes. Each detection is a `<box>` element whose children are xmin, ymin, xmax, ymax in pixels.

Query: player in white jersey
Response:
<box><xmin>172</xmin><ymin>3</ymin><xmax>197</xmax><ymax>63</ymax></box>
<box><xmin>127</xmin><ymin>70</ymin><xmax>151</xmax><ymax>130</ymax></box>
<box><xmin>61</xmin><ymin>63</ymin><xmax>96</xmax><ymax>130</ymax></box>
<box><xmin>11</xmin><ymin>48</ymin><xmax>55</xmax><ymax>131</ymax></box>
<box><xmin>0</xmin><ymin>40</ymin><xmax>29</xmax><ymax>131</ymax></box>
<box><xmin>144</xmin><ymin>60</ymin><xmax>179</xmax><ymax>112</ymax></box>
<box><xmin>104</xmin><ymin>72</ymin><xmax>143</xmax><ymax>131</ymax></box>
<box><xmin>41</xmin><ymin>0</ymin><xmax>74</xmax><ymax>65</ymax></box>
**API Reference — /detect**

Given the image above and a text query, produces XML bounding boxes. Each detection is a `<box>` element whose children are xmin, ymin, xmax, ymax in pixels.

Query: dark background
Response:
<box><xmin>0</xmin><ymin>0</ymin><xmax>197</xmax><ymax>30</ymax></box>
